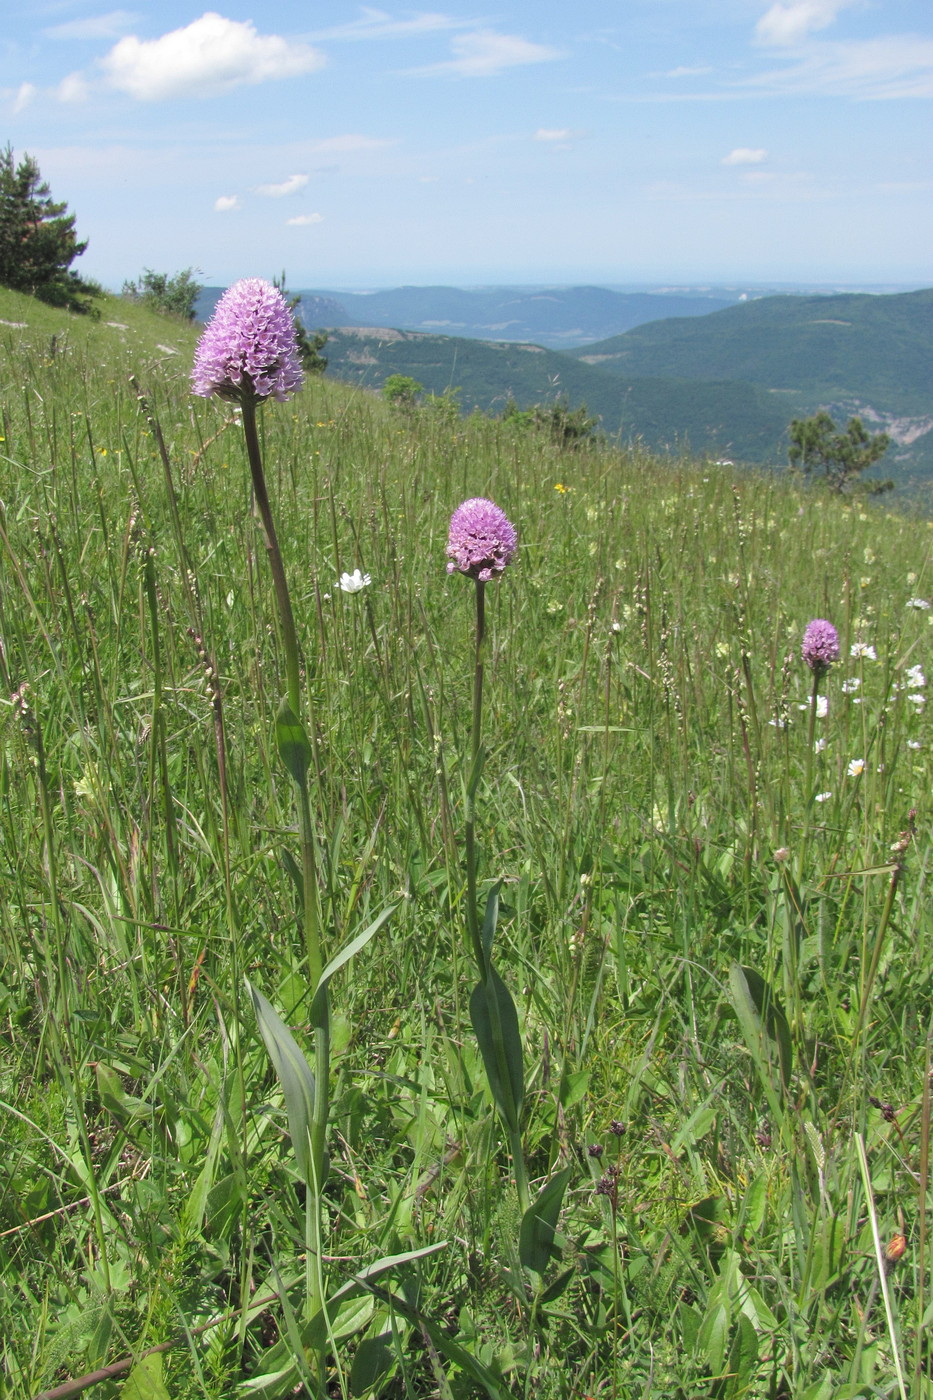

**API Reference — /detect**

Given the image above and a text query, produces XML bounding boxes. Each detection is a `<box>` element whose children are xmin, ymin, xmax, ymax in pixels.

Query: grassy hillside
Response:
<box><xmin>0</xmin><ymin>284</ymin><xmax>200</xmax><ymax>365</ymax></box>
<box><xmin>4</xmin><ymin>290</ymin><xmax>933</xmax><ymax>1395</ymax></box>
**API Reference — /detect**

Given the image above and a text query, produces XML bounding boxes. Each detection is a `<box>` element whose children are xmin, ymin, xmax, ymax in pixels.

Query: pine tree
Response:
<box><xmin>788</xmin><ymin>411</ymin><xmax>891</xmax><ymax>494</ymax></box>
<box><xmin>0</xmin><ymin>145</ymin><xmax>98</xmax><ymax>313</ymax></box>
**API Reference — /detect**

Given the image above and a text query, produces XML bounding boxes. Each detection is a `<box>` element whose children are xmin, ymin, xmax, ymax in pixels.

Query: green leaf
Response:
<box><xmin>539</xmin><ymin>1266</ymin><xmax>575</xmax><ymax>1305</ymax></box>
<box><xmin>280</xmin><ymin>846</ymin><xmax>303</xmax><ymax>906</ymax></box>
<box><xmin>121</xmin><ymin>1354</ymin><xmax>170</xmax><ymax>1400</ymax></box>
<box><xmin>465</xmin><ymin>742</ymin><xmax>486</xmax><ymax>803</ymax></box>
<box><xmin>318</xmin><ymin>904</ymin><xmax>395</xmax><ymax>990</ymax></box>
<box><xmin>246</xmin><ymin>978</ymin><xmax>316</xmax><ymax>1186</ymax></box>
<box><xmin>698</xmin><ymin>1299</ymin><xmax>730</xmax><ymax>1377</ymax></box>
<box><xmin>481</xmin><ymin>881</ymin><xmax>501</xmax><ymax>966</ymax></box>
<box><xmin>96</xmin><ymin>1062</ymin><xmax>133</xmax><ymax>1120</ymax></box>
<box><xmin>725</xmin><ymin>1312</ymin><xmax>758</xmax><ymax>1392</ymax></box>
<box><xmin>519</xmin><ymin>1165</ymin><xmax>572</xmax><ymax>1274</ymax></box>
<box><xmin>275</xmin><ymin>697</ymin><xmax>312</xmax><ymax>788</ymax></box>
<box><xmin>729</xmin><ymin>963</ymin><xmax>793</xmax><ymax>1095</ymax></box>
<box><xmin>470</xmin><ymin>966</ymin><xmax>524</xmax><ymax>1134</ymax></box>
<box><xmin>350</xmin><ymin>1336</ymin><xmax>395</xmax><ymax>1395</ymax></box>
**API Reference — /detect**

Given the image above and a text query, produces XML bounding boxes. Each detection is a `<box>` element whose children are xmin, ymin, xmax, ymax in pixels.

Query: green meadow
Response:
<box><xmin>2</xmin><ymin>285</ymin><xmax>933</xmax><ymax>1399</ymax></box>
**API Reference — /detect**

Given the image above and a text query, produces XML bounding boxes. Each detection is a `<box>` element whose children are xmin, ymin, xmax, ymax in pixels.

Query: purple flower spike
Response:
<box><xmin>446</xmin><ymin>497</ymin><xmax>517</xmax><ymax>582</ymax></box>
<box><xmin>802</xmin><ymin>618</ymin><xmax>840</xmax><ymax>675</ymax></box>
<box><xmin>192</xmin><ymin>278</ymin><xmax>303</xmax><ymax>404</ymax></box>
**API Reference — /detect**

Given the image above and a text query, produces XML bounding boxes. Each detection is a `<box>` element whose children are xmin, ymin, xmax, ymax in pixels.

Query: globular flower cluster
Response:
<box><xmin>192</xmin><ymin>278</ymin><xmax>304</xmax><ymax>404</ymax></box>
<box><xmin>801</xmin><ymin>618</ymin><xmax>840</xmax><ymax>675</ymax></box>
<box><xmin>446</xmin><ymin>497</ymin><xmax>517</xmax><ymax>582</ymax></box>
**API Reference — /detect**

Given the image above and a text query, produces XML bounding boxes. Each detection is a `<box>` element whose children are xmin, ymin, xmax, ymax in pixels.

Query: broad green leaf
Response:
<box><xmin>247</xmin><ymin>978</ymin><xmax>315</xmax><ymax>1186</ymax></box>
<box><xmin>318</xmin><ymin>904</ymin><xmax>395</xmax><ymax>990</ymax></box>
<box><xmin>729</xmin><ymin>963</ymin><xmax>793</xmax><ymax>1095</ymax></box>
<box><xmin>470</xmin><ymin>966</ymin><xmax>524</xmax><ymax>1134</ymax></box>
<box><xmin>275</xmin><ymin>697</ymin><xmax>312</xmax><ymax>788</ymax></box>
<box><xmin>725</xmin><ymin>1312</ymin><xmax>758</xmax><ymax>1392</ymax></box>
<box><xmin>519</xmin><ymin>1164</ymin><xmax>572</xmax><ymax>1274</ymax></box>
<box><xmin>121</xmin><ymin>1354</ymin><xmax>170</xmax><ymax>1400</ymax></box>
<box><xmin>350</xmin><ymin>1336</ymin><xmax>395</xmax><ymax>1395</ymax></box>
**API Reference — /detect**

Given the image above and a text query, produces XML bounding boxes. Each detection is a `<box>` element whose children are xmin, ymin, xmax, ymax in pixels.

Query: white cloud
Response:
<box><xmin>45</xmin><ymin>11</ymin><xmax>139</xmax><ymax>41</ymax></box>
<box><xmin>310</xmin><ymin>10</ymin><xmax>466</xmax><ymax>42</ymax></box>
<box><xmin>286</xmin><ymin>213</ymin><xmax>324</xmax><ymax>226</ymax></box>
<box><xmin>535</xmin><ymin>128</ymin><xmax>572</xmax><ymax>142</ymax></box>
<box><xmin>100</xmin><ymin>12</ymin><xmax>325</xmax><ymax>101</ymax></box>
<box><xmin>411</xmin><ymin>30</ymin><xmax>563</xmax><ymax>77</ymax></box>
<box><xmin>57</xmin><ymin>73</ymin><xmax>90</xmax><ymax>103</ymax></box>
<box><xmin>742</xmin><ymin>36</ymin><xmax>933</xmax><ymax>98</ymax></box>
<box><xmin>756</xmin><ymin>1</ymin><xmax>856</xmax><ymax>47</ymax></box>
<box><xmin>722</xmin><ymin>147</ymin><xmax>768</xmax><ymax>164</ymax></box>
<box><xmin>11</xmin><ymin>82</ymin><xmax>36</xmax><ymax>114</ymax></box>
<box><xmin>664</xmin><ymin>65</ymin><xmax>713</xmax><ymax>78</ymax></box>
<box><xmin>255</xmin><ymin>173</ymin><xmax>309</xmax><ymax>197</ymax></box>
<box><xmin>214</xmin><ymin>194</ymin><xmax>240</xmax><ymax>211</ymax></box>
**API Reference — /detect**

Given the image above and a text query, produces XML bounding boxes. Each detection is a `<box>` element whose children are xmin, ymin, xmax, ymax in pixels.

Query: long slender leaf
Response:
<box><xmin>246</xmin><ymin>978</ymin><xmax>316</xmax><ymax>1185</ymax></box>
<box><xmin>275</xmin><ymin>697</ymin><xmax>312</xmax><ymax>789</ymax></box>
<box><xmin>318</xmin><ymin>903</ymin><xmax>396</xmax><ymax>989</ymax></box>
<box><xmin>481</xmin><ymin>881</ymin><xmax>502</xmax><ymax>965</ymax></box>
<box><xmin>729</xmin><ymin>962</ymin><xmax>793</xmax><ymax>1097</ymax></box>
<box><xmin>470</xmin><ymin>965</ymin><xmax>524</xmax><ymax>1133</ymax></box>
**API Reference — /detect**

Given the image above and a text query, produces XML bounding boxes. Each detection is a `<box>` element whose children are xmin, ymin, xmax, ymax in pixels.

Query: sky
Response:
<box><xmin>2</xmin><ymin>0</ymin><xmax>932</xmax><ymax>290</ymax></box>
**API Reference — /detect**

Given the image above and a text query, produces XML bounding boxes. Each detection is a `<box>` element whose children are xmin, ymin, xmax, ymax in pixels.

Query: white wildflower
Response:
<box><xmin>339</xmin><ymin>569</ymin><xmax>372</xmax><ymax>594</ymax></box>
<box><xmin>847</xmin><ymin>758</ymin><xmax>865</xmax><ymax>778</ymax></box>
<box><xmin>841</xmin><ymin>678</ymin><xmax>861</xmax><ymax>694</ymax></box>
<box><xmin>850</xmin><ymin>642</ymin><xmax>877</xmax><ymax>660</ymax></box>
<box><xmin>908</xmin><ymin>740</ymin><xmax>923</xmax><ymax>750</ymax></box>
<box><xmin>814</xmin><ymin>737</ymin><xmax>827</xmax><ymax>753</ymax></box>
<box><xmin>814</xmin><ymin>791</ymin><xmax>832</xmax><ymax>803</ymax></box>
<box><xmin>906</xmin><ymin>664</ymin><xmax>926</xmax><ymax>688</ymax></box>
<box><xmin>907</xmin><ymin>597</ymin><xmax>931</xmax><ymax>610</ymax></box>
<box><xmin>908</xmin><ymin>692</ymin><xmax>926</xmax><ymax>708</ymax></box>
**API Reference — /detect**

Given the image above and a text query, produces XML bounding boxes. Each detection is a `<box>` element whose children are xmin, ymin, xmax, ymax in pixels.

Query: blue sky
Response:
<box><xmin>3</xmin><ymin>1</ymin><xmax>932</xmax><ymax>289</ymax></box>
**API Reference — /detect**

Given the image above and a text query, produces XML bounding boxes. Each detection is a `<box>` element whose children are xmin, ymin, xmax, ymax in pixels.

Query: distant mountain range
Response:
<box><xmin>196</xmin><ymin>283</ymin><xmax>741</xmax><ymax>349</ymax></box>
<box><xmin>194</xmin><ymin>283</ymin><xmax>933</xmax><ymax>491</ymax></box>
